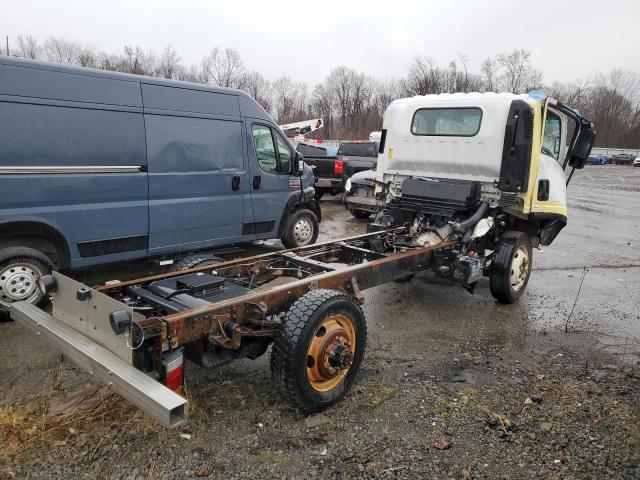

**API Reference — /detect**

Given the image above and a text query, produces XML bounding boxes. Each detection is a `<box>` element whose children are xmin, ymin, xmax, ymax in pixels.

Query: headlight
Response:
<box><xmin>344</xmin><ymin>178</ymin><xmax>352</xmax><ymax>192</ymax></box>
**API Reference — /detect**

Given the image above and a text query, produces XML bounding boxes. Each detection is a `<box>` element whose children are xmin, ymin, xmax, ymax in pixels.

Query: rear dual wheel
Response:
<box><xmin>271</xmin><ymin>289</ymin><xmax>366</xmax><ymax>412</ymax></box>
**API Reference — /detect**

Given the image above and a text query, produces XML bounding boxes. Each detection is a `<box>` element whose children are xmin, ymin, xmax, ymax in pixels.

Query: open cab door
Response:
<box><xmin>552</xmin><ymin>100</ymin><xmax>597</xmax><ymax>183</ymax></box>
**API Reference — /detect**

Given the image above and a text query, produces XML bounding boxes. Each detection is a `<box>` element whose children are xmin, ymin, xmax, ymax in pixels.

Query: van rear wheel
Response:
<box><xmin>0</xmin><ymin>247</ymin><xmax>53</xmax><ymax>309</ymax></box>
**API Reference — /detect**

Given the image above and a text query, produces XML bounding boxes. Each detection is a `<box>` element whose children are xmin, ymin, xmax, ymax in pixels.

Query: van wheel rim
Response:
<box><xmin>509</xmin><ymin>246</ymin><xmax>529</xmax><ymax>292</ymax></box>
<box><xmin>293</xmin><ymin>217</ymin><xmax>314</xmax><ymax>245</ymax></box>
<box><xmin>306</xmin><ymin>314</ymin><xmax>356</xmax><ymax>392</ymax></box>
<box><xmin>0</xmin><ymin>263</ymin><xmax>41</xmax><ymax>305</ymax></box>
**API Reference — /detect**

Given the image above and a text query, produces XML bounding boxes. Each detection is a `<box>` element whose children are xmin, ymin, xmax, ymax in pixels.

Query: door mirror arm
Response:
<box><xmin>294</xmin><ymin>151</ymin><xmax>304</xmax><ymax>176</ymax></box>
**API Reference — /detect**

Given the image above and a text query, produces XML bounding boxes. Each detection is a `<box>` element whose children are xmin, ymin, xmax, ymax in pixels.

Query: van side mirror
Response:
<box><xmin>569</xmin><ymin>127</ymin><xmax>596</xmax><ymax>169</ymax></box>
<box><xmin>295</xmin><ymin>151</ymin><xmax>304</xmax><ymax>176</ymax></box>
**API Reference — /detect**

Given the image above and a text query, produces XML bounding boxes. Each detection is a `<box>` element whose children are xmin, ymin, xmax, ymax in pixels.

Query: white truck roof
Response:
<box><xmin>379</xmin><ymin>92</ymin><xmax>536</xmax><ymax>184</ymax></box>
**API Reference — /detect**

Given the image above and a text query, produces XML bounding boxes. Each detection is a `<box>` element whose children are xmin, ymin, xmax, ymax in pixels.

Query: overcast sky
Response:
<box><xmin>3</xmin><ymin>0</ymin><xmax>639</xmax><ymax>85</ymax></box>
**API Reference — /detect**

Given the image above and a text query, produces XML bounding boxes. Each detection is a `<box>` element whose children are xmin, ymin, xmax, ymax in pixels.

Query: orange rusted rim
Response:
<box><xmin>306</xmin><ymin>313</ymin><xmax>356</xmax><ymax>392</ymax></box>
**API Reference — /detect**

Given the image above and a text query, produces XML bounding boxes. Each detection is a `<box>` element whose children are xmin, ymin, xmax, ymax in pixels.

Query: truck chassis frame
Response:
<box><xmin>10</xmin><ymin>229</ymin><xmax>454</xmax><ymax>427</ymax></box>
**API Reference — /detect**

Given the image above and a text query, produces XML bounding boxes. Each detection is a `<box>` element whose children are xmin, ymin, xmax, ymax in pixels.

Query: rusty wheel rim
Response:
<box><xmin>306</xmin><ymin>313</ymin><xmax>356</xmax><ymax>392</ymax></box>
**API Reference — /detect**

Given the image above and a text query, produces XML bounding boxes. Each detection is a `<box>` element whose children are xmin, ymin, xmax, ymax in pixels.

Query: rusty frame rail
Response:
<box><xmin>97</xmin><ymin>230</ymin><xmax>454</xmax><ymax>352</ymax></box>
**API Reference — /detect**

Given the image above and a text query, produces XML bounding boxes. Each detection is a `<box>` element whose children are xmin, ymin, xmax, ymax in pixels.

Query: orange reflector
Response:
<box><xmin>165</xmin><ymin>365</ymin><xmax>184</xmax><ymax>394</ymax></box>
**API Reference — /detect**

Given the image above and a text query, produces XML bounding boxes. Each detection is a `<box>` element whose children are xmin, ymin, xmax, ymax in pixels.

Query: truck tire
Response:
<box><xmin>170</xmin><ymin>254</ymin><xmax>223</xmax><ymax>272</ymax></box>
<box><xmin>281</xmin><ymin>209</ymin><xmax>319</xmax><ymax>249</ymax></box>
<box><xmin>489</xmin><ymin>231</ymin><xmax>532</xmax><ymax>304</ymax></box>
<box><xmin>271</xmin><ymin>289</ymin><xmax>367</xmax><ymax>412</ymax></box>
<box><xmin>350</xmin><ymin>209</ymin><xmax>371</xmax><ymax>219</ymax></box>
<box><xmin>0</xmin><ymin>247</ymin><xmax>53</xmax><ymax>309</ymax></box>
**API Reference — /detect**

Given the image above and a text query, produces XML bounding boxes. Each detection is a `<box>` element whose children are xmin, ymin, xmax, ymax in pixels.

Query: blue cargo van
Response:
<box><xmin>0</xmin><ymin>57</ymin><xmax>320</xmax><ymax>310</ymax></box>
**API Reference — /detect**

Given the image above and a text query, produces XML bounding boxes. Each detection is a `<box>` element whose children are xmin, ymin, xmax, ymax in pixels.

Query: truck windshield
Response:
<box><xmin>338</xmin><ymin>143</ymin><xmax>377</xmax><ymax>157</ymax></box>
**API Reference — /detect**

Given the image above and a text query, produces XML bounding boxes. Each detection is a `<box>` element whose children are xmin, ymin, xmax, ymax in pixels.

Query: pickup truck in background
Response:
<box><xmin>301</xmin><ymin>140</ymin><xmax>379</xmax><ymax>200</ymax></box>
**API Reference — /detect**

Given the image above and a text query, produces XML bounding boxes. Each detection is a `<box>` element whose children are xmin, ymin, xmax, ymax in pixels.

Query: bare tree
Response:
<box><xmin>156</xmin><ymin>46</ymin><xmax>181</xmax><ymax>79</ymax></box>
<box><xmin>369</xmin><ymin>78</ymin><xmax>401</xmax><ymax>131</ymax></box>
<box><xmin>321</xmin><ymin>66</ymin><xmax>375</xmax><ymax>138</ymax></box>
<box><xmin>580</xmin><ymin>69</ymin><xmax>640</xmax><ymax>147</ymax></box>
<box><xmin>176</xmin><ymin>64</ymin><xmax>205</xmax><ymax>83</ymax></box>
<box><xmin>495</xmin><ymin>49</ymin><xmax>543</xmax><ymax>93</ymax></box>
<box><xmin>42</xmin><ymin>36</ymin><xmax>81</xmax><ymax>64</ymax></box>
<box><xmin>241</xmin><ymin>70</ymin><xmax>272</xmax><ymax>112</ymax></box>
<box><xmin>481</xmin><ymin>57</ymin><xmax>498</xmax><ymax>92</ymax></box>
<box><xmin>9</xmin><ymin>33</ymin><xmax>640</xmax><ymax>146</ymax></box>
<box><xmin>15</xmin><ymin>35</ymin><xmax>40</xmax><ymax>59</ymax></box>
<box><xmin>547</xmin><ymin>79</ymin><xmax>591</xmax><ymax>105</ymax></box>
<box><xmin>202</xmin><ymin>47</ymin><xmax>245</xmax><ymax>88</ymax></box>
<box><xmin>402</xmin><ymin>57</ymin><xmax>445</xmax><ymax>96</ymax></box>
<box><xmin>271</xmin><ymin>76</ymin><xmax>309</xmax><ymax>123</ymax></box>
<box><xmin>76</xmin><ymin>45</ymin><xmax>97</xmax><ymax>68</ymax></box>
<box><xmin>311</xmin><ymin>83</ymin><xmax>335</xmax><ymax>137</ymax></box>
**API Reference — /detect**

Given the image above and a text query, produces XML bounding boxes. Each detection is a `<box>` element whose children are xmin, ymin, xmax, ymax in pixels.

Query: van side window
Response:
<box><xmin>542</xmin><ymin>111</ymin><xmax>562</xmax><ymax>161</ymax></box>
<box><xmin>251</xmin><ymin>125</ymin><xmax>278</xmax><ymax>173</ymax></box>
<box><xmin>276</xmin><ymin>135</ymin><xmax>292</xmax><ymax>173</ymax></box>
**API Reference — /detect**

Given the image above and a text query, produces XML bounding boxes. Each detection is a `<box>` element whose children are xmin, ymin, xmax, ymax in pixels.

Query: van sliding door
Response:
<box><xmin>142</xmin><ymin>85</ymin><xmax>247</xmax><ymax>252</ymax></box>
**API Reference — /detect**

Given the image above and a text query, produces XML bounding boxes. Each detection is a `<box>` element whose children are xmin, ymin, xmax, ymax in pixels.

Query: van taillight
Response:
<box><xmin>334</xmin><ymin>160</ymin><xmax>344</xmax><ymax>175</ymax></box>
<box><xmin>162</xmin><ymin>349</ymin><xmax>184</xmax><ymax>395</ymax></box>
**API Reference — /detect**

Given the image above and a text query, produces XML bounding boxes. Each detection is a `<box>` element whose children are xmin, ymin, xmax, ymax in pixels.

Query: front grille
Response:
<box><xmin>398</xmin><ymin>178</ymin><xmax>481</xmax><ymax>218</ymax></box>
<box><xmin>500</xmin><ymin>191</ymin><xmax>520</xmax><ymax>209</ymax></box>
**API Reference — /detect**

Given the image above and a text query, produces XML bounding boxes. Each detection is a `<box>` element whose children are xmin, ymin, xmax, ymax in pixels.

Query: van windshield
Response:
<box><xmin>338</xmin><ymin>143</ymin><xmax>377</xmax><ymax>157</ymax></box>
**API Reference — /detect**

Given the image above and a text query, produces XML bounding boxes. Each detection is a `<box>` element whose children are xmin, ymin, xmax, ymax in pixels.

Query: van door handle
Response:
<box><xmin>253</xmin><ymin>175</ymin><xmax>261</xmax><ymax>190</ymax></box>
<box><xmin>232</xmin><ymin>175</ymin><xmax>241</xmax><ymax>191</ymax></box>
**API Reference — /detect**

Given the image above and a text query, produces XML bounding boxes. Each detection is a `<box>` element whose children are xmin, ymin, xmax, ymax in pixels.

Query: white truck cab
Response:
<box><xmin>370</xmin><ymin>92</ymin><xmax>595</xmax><ymax>302</ymax></box>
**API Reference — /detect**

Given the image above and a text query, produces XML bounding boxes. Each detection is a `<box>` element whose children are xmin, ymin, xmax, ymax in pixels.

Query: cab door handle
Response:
<box><xmin>253</xmin><ymin>175</ymin><xmax>261</xmax><ymax>190</ymax></box>
<box><xmin>537</xmin><ymin>179</ymin><xmax>550</xmax><ymax>201</ymax></box>
<box><xmin>231</xmin><ymin>175</ymin><xmax>241</xmax><ymax>191</ymax></box>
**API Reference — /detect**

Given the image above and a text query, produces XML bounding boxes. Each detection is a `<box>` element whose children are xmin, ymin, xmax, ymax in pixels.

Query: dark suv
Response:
<box><xmin>613</xmin><ymin>153</ymin><xmax>634</xmax><ymax>165</ymax></box>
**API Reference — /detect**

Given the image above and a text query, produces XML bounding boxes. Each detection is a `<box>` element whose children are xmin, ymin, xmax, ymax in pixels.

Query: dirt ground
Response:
<box><xmin>1</xmin><ymin>165</ymin><xmax>639</xmax><ymax>479</ymax></box>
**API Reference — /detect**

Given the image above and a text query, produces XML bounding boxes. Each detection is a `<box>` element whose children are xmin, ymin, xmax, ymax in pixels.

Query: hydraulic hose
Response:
<box><xmin>453</xmin><ymin>202</ymin><xmax>489</xmax><ymax>233</ymax></box>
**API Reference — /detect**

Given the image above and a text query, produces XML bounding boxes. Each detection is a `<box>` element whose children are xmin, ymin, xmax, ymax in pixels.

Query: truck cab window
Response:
<box><xmin>252</xmin><ymin>125</ymin><xmax>278</xmax><ymax>173</ymax></box>
<box><xmin>411</xmin><ymin>108</ymin><xmax>482</xmax><ymax>136</ymax></box>
<box><xmin>542</xmin><ymin>112</ymin><xmax>562</xmax><ymax>161</ymax></box>
<box><xmin>276</xmin><ymin>135</ymin><xmax>292</xmax><ymax>173</ymax></box>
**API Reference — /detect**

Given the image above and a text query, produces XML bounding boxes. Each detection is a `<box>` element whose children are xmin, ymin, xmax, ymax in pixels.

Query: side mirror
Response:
<box><xmin>568</xmin><ymin>127</ymin><xmax>596</xmax><ymax>169</ymax></box>
<box><xmin>295</xmin><ymin>151</ymin><xmax>304</xmax><ymax>176</ymax></box>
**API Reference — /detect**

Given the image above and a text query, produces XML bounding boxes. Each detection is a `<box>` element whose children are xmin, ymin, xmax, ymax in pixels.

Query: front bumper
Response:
<box><xmin>344</xmin><ymin>185</ymin><xmax>385</xmax><ymax>213</ymax></box>
<box><xmin>10</xmin><ymin>288</ymin><xmax>188</xmax><ymax>428</ymax></box>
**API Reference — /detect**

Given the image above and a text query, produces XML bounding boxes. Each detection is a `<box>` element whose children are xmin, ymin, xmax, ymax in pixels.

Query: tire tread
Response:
<box><xmin>489</xmin><ymin>231</ymin><xmax>531</xmax><ymax>303</ymax></box>
<box><xmin>270</xmin><ymin>289</ymin><xmax>365</xmax><ymax>412</ymax></box>
<box><xmin>170</xmin><ymin>254</ymin><xmax>223</xmax><ymax>272</ymax></box>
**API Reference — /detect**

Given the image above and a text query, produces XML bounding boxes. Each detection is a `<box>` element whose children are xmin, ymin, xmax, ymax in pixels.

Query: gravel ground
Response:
<box><xmin>1</xmin><ymin>165</ymin><xmax>639</xmax><ymax>479</ymax></box>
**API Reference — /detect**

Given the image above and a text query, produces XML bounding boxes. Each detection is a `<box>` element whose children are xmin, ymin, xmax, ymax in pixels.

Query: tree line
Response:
<box><xmin>7</xmin><ymin>35</ymin><xmax>640</xmax><ymax>147</ymax></box>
